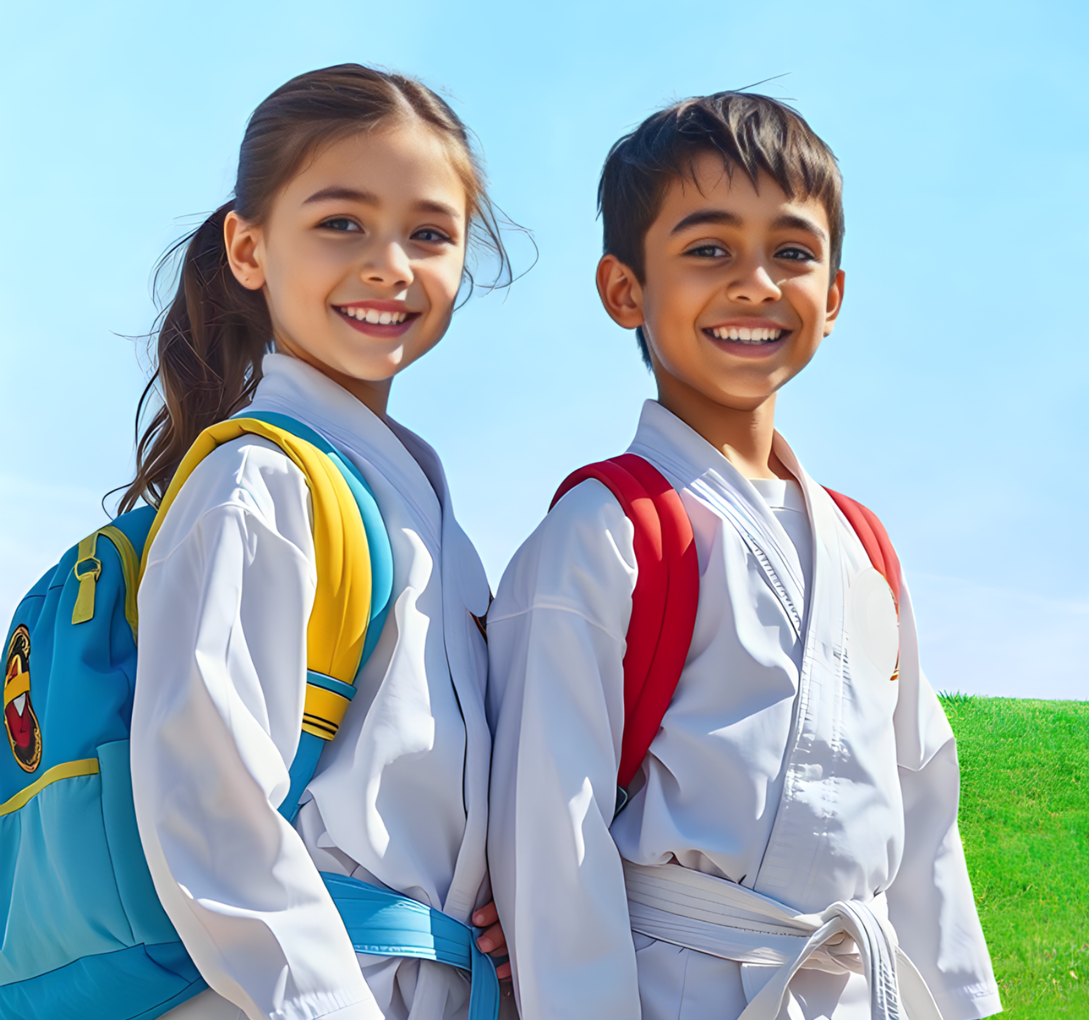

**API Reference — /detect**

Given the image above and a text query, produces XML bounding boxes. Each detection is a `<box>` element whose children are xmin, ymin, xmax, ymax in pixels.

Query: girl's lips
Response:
<box><xmin>335</xmin><ymin>306</ymin><xmax>419</xmax><ymax>338</ymax></box>
<box><xmin>702</xmin><ymin>327</ymin><xmax>791</xmax><ymax>358</ymax></box>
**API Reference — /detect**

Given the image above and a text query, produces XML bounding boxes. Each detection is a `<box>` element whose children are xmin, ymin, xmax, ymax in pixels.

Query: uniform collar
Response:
<box><xmin>248</xmin><ymin>353</ymin><xmax>444</xmax><ymax>541</ymax></box>
<box><xmin>628</xmin><ymin>400</ymin><xmax>808</xmax><ymax>628</ymax></box>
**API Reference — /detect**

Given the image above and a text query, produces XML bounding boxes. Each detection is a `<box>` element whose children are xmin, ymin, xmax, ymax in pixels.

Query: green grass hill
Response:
<box><xmin>942</xmin><ymin>694</ymin><xmax>1089</xmax><ymax>1018</ymax></box>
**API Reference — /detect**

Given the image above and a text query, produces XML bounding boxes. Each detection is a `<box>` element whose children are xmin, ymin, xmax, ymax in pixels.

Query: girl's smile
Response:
<box><xmin>334</xmin><ymin>299</ymin><xmax>420</xmax><ymax>336</ymax></box>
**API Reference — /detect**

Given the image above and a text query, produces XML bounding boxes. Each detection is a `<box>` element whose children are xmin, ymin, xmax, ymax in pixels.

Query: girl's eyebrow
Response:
<box><xmin>303</xmin><ymin>187</ymin><xmax>461</xmax><ymax>221</ymax></box>
<box><xmin>304</xmin><ymin>185</ymin><xmax>378</xmax><ymax>205</ymax></box>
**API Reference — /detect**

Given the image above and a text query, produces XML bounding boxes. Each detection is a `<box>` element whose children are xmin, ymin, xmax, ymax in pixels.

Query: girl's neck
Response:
<box><xmin>275</xmin><ymin>341</ymin><xmax>392</xmax><ymax>420</ymax></box>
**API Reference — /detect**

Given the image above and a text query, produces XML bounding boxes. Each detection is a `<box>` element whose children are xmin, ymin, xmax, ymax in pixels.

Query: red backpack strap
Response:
<box><xmin>822</xmin><ymin>488</ymin><xmax>902</xmax><ymax>609</ymax></box>
<box><xmin>552</xmin><ymin>454</ymin><xmax>699</xmax><ymax>790</ymax></box>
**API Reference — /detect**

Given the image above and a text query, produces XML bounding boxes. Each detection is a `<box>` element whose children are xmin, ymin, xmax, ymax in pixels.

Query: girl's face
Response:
<box><xmin>225</xmin><ymin>119</ymin><xmax>469</xmax><ymax>414</ymax></box>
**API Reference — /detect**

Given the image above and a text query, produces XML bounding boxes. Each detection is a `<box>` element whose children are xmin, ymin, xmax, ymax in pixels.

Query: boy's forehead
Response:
<box><xmin>652</xmin><ymin>151</ymin><xmax>830</xmax><ymax>236</ymax></box>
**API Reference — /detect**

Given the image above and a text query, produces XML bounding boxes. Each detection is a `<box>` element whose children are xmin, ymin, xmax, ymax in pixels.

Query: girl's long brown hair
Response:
<box><xmin>119</xmin><ymin>64</ymin><xmax>509</xmax><ymax>512</ymax></box>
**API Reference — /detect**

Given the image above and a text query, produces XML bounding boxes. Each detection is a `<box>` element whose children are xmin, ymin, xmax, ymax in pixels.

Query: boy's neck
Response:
<box><xmin>656</xmin><ymin>380</ymin><xmax>789</xmax><ymax>481</ymax></box>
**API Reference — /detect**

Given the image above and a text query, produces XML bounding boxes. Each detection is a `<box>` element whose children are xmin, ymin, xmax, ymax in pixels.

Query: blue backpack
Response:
<box><xmin>0</xmin><ymin>413</ymin><xmax>499</xmax><ymax>1020</ymax></box>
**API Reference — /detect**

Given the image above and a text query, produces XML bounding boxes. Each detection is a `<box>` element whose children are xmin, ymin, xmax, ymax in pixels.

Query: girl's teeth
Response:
<box><xmin>341</xmin><ymin>307</ymin><xmax>410</xmax><ymax>324</ymax></box>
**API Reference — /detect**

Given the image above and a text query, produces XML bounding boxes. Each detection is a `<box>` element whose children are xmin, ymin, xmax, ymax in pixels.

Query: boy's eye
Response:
<box><xmin>687</xmin><ymin>243</ymin><xmax>728</xmax><ymax>259</ymax></box>
<box><xmin>318</xmin><ymin>216</ymin><xmax>362</xmax><ymax>232</ymax></box>
<box><xmin>776</xmin><ymin>245</ymin><xmax>816</xmax><ymax>262</ymax></box>
<box><xmin>412</xmin><ymin>227</ymin><xmax>454</xmax><ymax>244</ymax></box>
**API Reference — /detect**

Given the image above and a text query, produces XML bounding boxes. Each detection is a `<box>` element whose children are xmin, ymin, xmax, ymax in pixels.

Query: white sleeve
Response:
<box><xmin>886</xmin><ymin>581</ymin><xmax>1003</xmax><ymax>1020</ymax></box>
<box><xmin>131</xmin><ymin>439</ymin><xmax>381</xmax><ymax>1020</ymax></box>
<box><xmin>486</xmin><ymin>479</ymin><xmax>642</xmax><ymax>1020</ymax></box>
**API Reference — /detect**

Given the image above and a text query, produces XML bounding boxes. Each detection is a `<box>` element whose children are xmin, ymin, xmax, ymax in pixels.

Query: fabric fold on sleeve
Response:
<box><xmin>487</xmin><ymin>479</ymin><xmax>643</xmax><ymax>1020</ymax></box>
<box><xmin>132</xmin><ymin>439</ymin><xmax>381</xmax><ymax>1020</ymax></box>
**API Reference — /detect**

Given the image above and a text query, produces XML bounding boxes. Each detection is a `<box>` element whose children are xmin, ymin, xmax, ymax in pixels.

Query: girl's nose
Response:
<box><xmin>363</xmin><ymin>242</ymin><xmax>413</xmax><ymax>289</ymax></box>
<box><xmin>725</xmin><ymin>261</ymin><xmax>781</xmax><ymax>304</ymax></box>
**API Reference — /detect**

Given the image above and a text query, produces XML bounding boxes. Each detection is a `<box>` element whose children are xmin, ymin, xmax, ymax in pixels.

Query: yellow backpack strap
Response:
<box><xmin>138</xmin><ymin>418</ymin><xmax>372</xmax><ymax>688</ymax></box>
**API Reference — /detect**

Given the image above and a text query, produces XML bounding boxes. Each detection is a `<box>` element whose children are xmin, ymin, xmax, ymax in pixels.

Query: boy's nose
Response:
<box><xmin>725</xmin><ymin>263</ymin><xmax>781</xmax><ymax>303</ymax></box>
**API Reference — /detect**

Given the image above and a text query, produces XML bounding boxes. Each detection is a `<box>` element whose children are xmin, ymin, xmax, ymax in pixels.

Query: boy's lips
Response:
<box><xmin>334</xmin><ymin>300</ymin><xmax>420</xmax><ymax>338</ymax></box>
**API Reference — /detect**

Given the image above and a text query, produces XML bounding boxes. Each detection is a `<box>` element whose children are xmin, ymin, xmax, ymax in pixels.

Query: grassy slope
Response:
<box><xmin>941</xmin><ymin>695</ymin><xmax>1089</xmax><ymax>1018</ymax></box>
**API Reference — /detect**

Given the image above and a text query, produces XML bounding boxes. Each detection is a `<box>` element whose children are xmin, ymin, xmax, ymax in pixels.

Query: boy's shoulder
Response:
<box><xmin>491</xmin><ymin>476</ymin><xmax>637</xmax><ymax>631</ymax></box>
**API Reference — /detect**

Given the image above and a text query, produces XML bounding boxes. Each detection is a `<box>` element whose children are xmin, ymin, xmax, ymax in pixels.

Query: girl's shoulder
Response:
<box><xmin>146</xmin><ymin>436</ymin><xmax>313</xmax><ymax>567</ymax></box>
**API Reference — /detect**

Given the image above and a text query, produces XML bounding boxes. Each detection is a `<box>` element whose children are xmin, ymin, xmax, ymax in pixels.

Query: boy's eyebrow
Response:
<box><xmin>771</xmin><ymin>213</ymin><xmax>828</xmax><ymax>243</ymax></box>
<box><xmin>670</xmin><ymin>209</ymin><xmax>742</xmax><ymax>234</ymax></box>
<box><xmin>671</xmin><ymin>209</ymin><xmax>828</xmax><ymax>244</ymax></box>
<box><xmin>302</xmin><ymin>188</ymin><xmax>461</xmax><ymax>220</ymax></box>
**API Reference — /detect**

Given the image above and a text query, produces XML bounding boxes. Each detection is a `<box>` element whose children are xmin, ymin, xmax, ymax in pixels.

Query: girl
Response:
<box><xmin>124</xmin><ymin>65</ymin><xmax>511</xmax><ymax>1020</ymax></box>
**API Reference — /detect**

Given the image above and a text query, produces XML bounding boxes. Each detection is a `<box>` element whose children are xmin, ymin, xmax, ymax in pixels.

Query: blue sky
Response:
<box><xmin>1</xmin><ymin>0</ymin><xmax>1086</xmax><ymax>699</ymax></box>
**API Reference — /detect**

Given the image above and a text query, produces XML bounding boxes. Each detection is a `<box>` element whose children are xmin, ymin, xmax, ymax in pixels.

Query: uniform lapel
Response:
<box><xmin>751</xmin><ymin>437</ymin><xmax>850</xmax><ymax>902</ymax></box>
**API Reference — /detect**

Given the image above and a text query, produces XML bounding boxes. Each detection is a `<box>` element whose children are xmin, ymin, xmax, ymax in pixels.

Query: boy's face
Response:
<box><xmin>598</xmin><ymin>154</ymin><xmax>844</xmax><ymax>416</ymax></box>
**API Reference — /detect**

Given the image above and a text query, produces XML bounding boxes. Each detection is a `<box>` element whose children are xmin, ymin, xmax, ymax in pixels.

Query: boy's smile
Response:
<box><xmin>598</xmin><ymin>154</ymin><xmax>844</xmax><ymax>460</ymax></box>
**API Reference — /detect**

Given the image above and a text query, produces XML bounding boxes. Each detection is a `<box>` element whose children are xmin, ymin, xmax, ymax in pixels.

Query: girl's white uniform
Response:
<box><xmin>131</xmin><ymin>354</ymin><xmax>493</xmax><ymax>1020</ymax></box>
<box><xmin>486</xmin><ymin>401</ymin><xmax>1002</xmax><ymax>1020</ymax></box>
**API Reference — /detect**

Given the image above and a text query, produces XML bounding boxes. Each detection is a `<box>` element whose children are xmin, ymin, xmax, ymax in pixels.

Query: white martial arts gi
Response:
<box><xmin>132</xmin><ymin>354</ymin><xmax>494</xmax><ymax>1020</ymax></box>
<box><xmin>486</xmin><ymin>400</ymin><xmax>1001</xmax><ymax>1020</ymax></box>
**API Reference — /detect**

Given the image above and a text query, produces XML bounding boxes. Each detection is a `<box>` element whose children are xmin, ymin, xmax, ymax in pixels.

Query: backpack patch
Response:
<box><xmin>4</xmin><ymin>624</ymin><xmax>41</xmax><ymax>773</ymax></box>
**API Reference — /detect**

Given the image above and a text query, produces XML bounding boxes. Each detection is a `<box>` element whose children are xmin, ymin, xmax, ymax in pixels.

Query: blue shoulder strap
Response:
<box><xmin>230</xmin><ymin>411</ymin><xmax>394</xmax><ymax>821</ymax></box>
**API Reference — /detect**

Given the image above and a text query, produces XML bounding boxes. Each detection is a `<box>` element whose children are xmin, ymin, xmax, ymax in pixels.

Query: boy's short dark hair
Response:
<box><xmin>598</xmin><ymin>93</ymin><xmax>844</xmax><ymax>368</ymax></box>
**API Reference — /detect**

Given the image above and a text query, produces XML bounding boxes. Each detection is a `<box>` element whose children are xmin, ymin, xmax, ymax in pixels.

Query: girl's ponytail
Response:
<box><xmin>119</xmin><ymin>63</ymin><xmax>510</xmax><ymax>512</ymax></box>
<box><xmin>118</xmin><ymin>202</ymin><xmax>270</xmax><ymax>511</ymax></box>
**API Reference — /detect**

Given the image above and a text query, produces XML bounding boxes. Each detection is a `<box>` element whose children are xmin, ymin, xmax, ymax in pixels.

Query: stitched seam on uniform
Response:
<box><xmin>485</xmin><ymin>604</ymin><xmax>627</xmax><ymax>643</ymax></box>
<box><xmin>143</xmin><ymin>502</ymin><xmax>314</xmax><ymax>582</ymax></box>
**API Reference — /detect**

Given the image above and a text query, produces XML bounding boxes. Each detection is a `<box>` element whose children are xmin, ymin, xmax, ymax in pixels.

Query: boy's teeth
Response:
<box><xmin>711</xmin><ymin>326</ymin><xmax>783</xmax><ymax>343</ymax></box>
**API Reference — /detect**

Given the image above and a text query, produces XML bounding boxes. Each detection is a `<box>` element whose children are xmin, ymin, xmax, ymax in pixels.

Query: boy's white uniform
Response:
<box><xmin>132</xmin><ymin>354</ymin><xmax>494</xmax><ymax>1020</ymax></box>
<box><xmin>486</xmin><ymin>401</ymin><xmax>1001</xmax><ymax>1020</ymax></box>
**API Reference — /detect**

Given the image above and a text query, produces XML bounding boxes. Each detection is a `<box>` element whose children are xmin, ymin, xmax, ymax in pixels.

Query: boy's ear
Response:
<box><xmin>596</xmin><ymin>254</ymin><xmax>645</xmax><ymax>329</ymax></box>
<box><xmin>224</xmin><ymin>211</ymin><xmax>267</xmax><ymax>291</ymax></box>
<box><xmin>822</xmin><ymin>269</ymin><xmax>846</xmax><ymax>335</ymax></box>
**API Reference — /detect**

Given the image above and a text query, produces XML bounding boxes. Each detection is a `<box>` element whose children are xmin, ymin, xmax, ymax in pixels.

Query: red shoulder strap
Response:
<box><xmin>822</xmin><ymin>488</ymin><xmax>901</xmax><ymax>608</ymax></box>
<box><xmin>552</xmin><ymin>454</ymin><xmax>699</xmax><ymax>789</ymax></box>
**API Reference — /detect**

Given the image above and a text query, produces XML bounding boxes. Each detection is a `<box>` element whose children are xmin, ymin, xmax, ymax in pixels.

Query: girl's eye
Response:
<box><xmin>319</xmin><ymin>217</ymin><xmax>361</xmax><ymax>232</ymax></box>
<box><xmin>687</xmin><ymin>243</ymin><xmax>728</xmax><ymax>259</ymax></box>
<box><xmin>412</xmin><ymin>227</ymin><xmax>454</xmax><ymax>244</ymax></box>
<box><xmin>776</xmin><ymin>246</ymin><xmax>816</xmax><ymax>262</ymax></box>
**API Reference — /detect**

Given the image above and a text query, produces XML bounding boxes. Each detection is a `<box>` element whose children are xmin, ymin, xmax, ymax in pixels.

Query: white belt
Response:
<box><xmin>624</xmin><ymin>861</ymin><xmax>944</xmax><ymax>1020</ymax></box>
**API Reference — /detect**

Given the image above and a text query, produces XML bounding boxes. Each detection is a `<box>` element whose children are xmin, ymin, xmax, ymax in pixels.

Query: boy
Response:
<box><xmin>485</xmin><ymin>94</ymin><xmax>1001</xmax><ymax>1020</ymax></box>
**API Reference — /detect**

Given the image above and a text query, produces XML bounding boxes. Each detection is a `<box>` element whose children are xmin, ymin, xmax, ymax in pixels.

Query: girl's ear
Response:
<box><xmin>596</xmin><ymin>254</ymin><xmax>645</xmax><ymax>329</ymax></box>
<box><xmin>224</xmin><ymin>210</ymin><xmax>266</xmax><ymax>291</ymax></box>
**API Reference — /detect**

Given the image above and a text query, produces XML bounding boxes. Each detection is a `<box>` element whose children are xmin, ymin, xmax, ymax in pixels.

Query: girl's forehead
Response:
<box><xmin>280</xmin><ymin>122</ymin><xmax>469</xmax><ymax>216</ymax></box>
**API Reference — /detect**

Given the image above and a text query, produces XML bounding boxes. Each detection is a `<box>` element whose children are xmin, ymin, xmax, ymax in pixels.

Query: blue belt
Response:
<box><xmin>321</xmin><ymin>873</ymin><xmax>500</xmax><ymax>1020</ymax></box>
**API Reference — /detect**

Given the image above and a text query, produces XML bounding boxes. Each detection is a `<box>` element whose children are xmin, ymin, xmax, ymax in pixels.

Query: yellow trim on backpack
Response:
<box><xmin>99</xmin><ymin>525</ymin><xmax>141</xmax><ymax>639</ymax></box>
<box><xmin>0</xmin><ymin>758</ymin><xmax>100</xmax><ymax>816</ymax></box>
<box><xmin>302</xmin><ymin>683</ymin><xmax>352</xmax><ymax>740</ymax></box>
<box><xmin>139</xmin><ymin>419</ymin><xmax>372</xmax><ymax>687</ymax></box>
<box><xmin>4</xmin><ymin>671</ymin><xmax>30</xmax><ymax>706</ymax></box>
